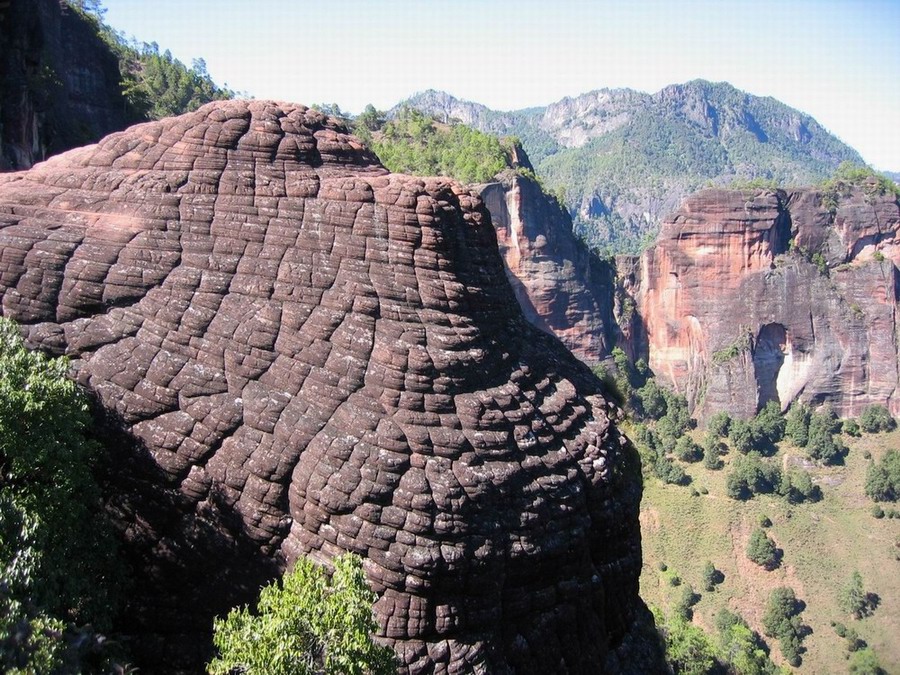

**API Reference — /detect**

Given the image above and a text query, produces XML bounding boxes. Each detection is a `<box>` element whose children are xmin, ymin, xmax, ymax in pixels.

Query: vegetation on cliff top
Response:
<box><xmin>68</xmin><ymin>0</ymin><xmax>234</xmax><ymax>121</ymax></box>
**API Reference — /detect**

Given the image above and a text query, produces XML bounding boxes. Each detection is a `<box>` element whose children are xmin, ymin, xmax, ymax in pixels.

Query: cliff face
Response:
<box><xmin>0</xmin><ymin>0</ymin><xmax>134</xmax><ymax>170</ymax></box>
<box><xmin>0</xmin><ymin>101</ymin><xmax>659</xmax><ymax>673</ymax></box>
<box><xmin>627</xmin><ymin>186</ymin><xmax>900</xmax><ymax>420</ymax></box>
<box><xmin>478</xmin><ymin>171</ymin><xmax>616</xmax><ymax>364</ymax></box>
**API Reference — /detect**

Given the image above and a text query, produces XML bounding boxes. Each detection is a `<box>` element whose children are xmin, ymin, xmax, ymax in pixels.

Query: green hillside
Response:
<box><xmin>400</xmin><ymin>82</ymin><xmax>864</xmax><ymax>254</ymax></box>
<box><xmin>636</xmin><ymin>426</ymin><xmax>899</xmax><ymax>674</ymax></box>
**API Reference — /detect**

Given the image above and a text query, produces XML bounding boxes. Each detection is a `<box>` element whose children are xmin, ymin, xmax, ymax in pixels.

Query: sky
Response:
<box><xmin>100</xmin><ymin>0</ymin><xmax>900</xmax><ymax>171</ymax></box>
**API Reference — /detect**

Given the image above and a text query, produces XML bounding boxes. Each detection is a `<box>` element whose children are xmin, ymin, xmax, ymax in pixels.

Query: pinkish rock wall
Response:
<box><xmin>478</xmin><ymin>171</ymin><xmax>616</xmax><ymax>364</ymax></box>
<box><xmin>626</xmin><ymin>186</ymin><xmax>900</xmax><ymax>421</ymax></box>
<box><xmin>0</xmin><ymin>101</ymin><xmax>658</xmax><ymax>673</ymax></box>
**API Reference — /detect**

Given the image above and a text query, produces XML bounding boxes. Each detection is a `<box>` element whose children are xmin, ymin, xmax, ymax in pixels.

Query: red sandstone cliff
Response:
<box><xmin>478</xmin><ymin>171</ymin><xmax>616</xmax><ymax>364</ymax></box>
<box><xmin>626</xmin><ymin>185</ymin><xmax>900</xmax><ymax>420</ymax></box>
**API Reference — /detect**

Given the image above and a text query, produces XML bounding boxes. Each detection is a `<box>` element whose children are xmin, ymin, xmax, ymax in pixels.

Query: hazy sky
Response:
<box><xmin>100</xmin><ymin>0</ymin><xmax>900</xmax><ymax>170</ymax></box>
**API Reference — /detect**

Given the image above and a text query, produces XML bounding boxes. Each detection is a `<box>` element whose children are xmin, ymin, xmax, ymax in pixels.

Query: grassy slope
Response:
<box><xmin>638</xmin><ymin>429</ymin><xmax>900</xmax><ymax>672</ymax></box>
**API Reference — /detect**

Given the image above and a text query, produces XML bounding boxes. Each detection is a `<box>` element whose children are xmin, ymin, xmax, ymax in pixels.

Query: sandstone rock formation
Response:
<box><xmin>625</xmin><ymin>186</ymin><xmax>900</xmax><ymax>421</ymax></box>
<box><xmin>0</xmin><ymin>101</ymin><xmax>657</xmax><ymax>673</ymax></box>
<box><xmin>478</xmin><ymin>170</ymin><xmax>616</xmax><ymax>364</ymax></box>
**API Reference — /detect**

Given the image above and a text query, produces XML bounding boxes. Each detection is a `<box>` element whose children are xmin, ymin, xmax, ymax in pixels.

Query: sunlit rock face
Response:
<box><xmin>626</xmin><ymin>187</ymin><xmax>900</xmax><ymax>421</ymax></box>
<box><xmin>0</xmin><ymin>100</ymin><xmax>657</xmax><ymax>673</ymax></box>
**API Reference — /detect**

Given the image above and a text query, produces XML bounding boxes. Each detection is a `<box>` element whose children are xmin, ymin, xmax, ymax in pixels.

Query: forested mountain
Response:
<box><xmin>399</xmin><ymin>82</ymin><xmax>864</xmax><ymax>253</ymax></box>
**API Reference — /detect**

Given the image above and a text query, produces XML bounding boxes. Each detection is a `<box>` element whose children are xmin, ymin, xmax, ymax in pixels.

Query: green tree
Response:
<box><xmin>848</xmin><ymin>648</ymin><xmax>886</xmax><ymax>675</ymax></box>
<box><xmin>715</xmin><ymin>609</ymin><xmax>780</xmax><ymax>675</ymax></box>
<box><xmin>675</xmin><ymin>436</ymin><xmax>703</xmax><ymax>463</ymax></box>
<box><xmin>209</xmin><ymin>553</ymin><xmax>396</xmax><ymax>675</ymax></box>
<box><xmin>865</xmin><ymin>449</ymin><xmax>900</xmax><ymax>502</ymax></box>
<box><xmin>654</xmin><ymin>609</ymin><xmax>720</xmax><ymax>675</ymax></box>
<box><xmin>762</xmin><ymin>587</ymin><xmax>805</xmax><ymax>667</ymax></box>
<box><xmin>806</xmin><ymin>407</ymin><xmax>846</xmax><ymax>464</ymax></box>
<box><xmin>859</xmin><ymin>405</ymin><xmax>896</xmax><ymax>433</ymax></box>
<box><xmin>706</xmin><ymin>411</ymin><xmax>732</xmax><ymax>438</ymax></box>
<box><xmin>746</xmin><ymin>528</ymin><xmax>777</xmax><ymax>569</ymax></box>
<box><xmin>839</xmin><ymin>571</ymin><xmax>872</xmax><ymax>619</ymax></box>
<box><xmin>728</xmin><ymin>419</ymin><xmax>757</xmax><ymax>453</ymax></box>
<box><xmin>0</xmin><ymin>318</ymin><xmax>123</xmax><ymax>672</ymax></box>
<box><xmin>785</xmin><ymin>403</ymin><xmax>811</xmax><ymax>447</ymax></box>
<box><xmin>701</xmin><ymin>561</ymin><xmax>721</xmax><ymax>592</ymax></box>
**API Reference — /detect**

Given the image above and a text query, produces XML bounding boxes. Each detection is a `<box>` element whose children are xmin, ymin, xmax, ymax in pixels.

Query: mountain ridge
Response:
<box><xmin>397</xmin><ymin>81</ymin><xmax>864</xmax><ymax>253</ymax></box>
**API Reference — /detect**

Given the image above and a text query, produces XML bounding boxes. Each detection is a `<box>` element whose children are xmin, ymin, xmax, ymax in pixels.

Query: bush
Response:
<box><xmin>715</xmin><ymin>609</ymin><xmax>780</xmax><ymax>675</ymax></box>
<box><xmin>839</xmin><ymin>571</ymin><xmax>874</xmax><ymax>619</ymax></box>
<box><xmin>859</xmin><ymin>405</ymin><xmax>896</xmax><ymax>433</ymax></box>
<box><xmin>209</xmin><ymin>554</ymin><xmax>396</xmax><ymax>675</ymax></box>
<box><xmin>872</xmin><ymin>504</ymin><xmax>885</xmax><ymax>519</ymax></box>
<box><xmin>747</xmin><ymin>528</ymin><xmax>778</xmax><ymax>569</ymax></box>
<box><xmin>865</xmin><ymin>449</ymin><xmax>900</xmax><ymax>502</ymax></box>
<box><xmin>706</xmin><ymin>411</ymin><xmax>732</xmax><ymax>438</ymax></box>
<box><xmin>675</xmin><ymin>436</ymin><xmax>703</xmax><ymax>463</ymax></box>
<box><xmin>759</xmin><ymin>515</ymin><xmax>772</xmax><ymax>528</ymax></box>
<box><xmin>848</xmin><ymin>648</ymin><xmax>887</xmax><ymax>674</ymax></box>
<box><xmin>726</xmin><ymin>455</ymin><xmax>781</xmax><ymax>500</ymax></box>
<box><xmin>779</xmin><ymin>469</ymin><xmax>822</xmax><ymax>504</ymax></box>
<box><xmin>843</xmin><ymin>419</ymin><xmax>862</xmax><ymax>437</ymax></box>
<box><xmin>673</xmin><ymin>584</ymin><xmax>699</xmax><ymax>621</ymax></box>
<box><xmin>655</xmin><ymin>456</ymin><xmax>688</xmax><ymax>485</ymax></box>
<box><xmin>785</xmin><ymin>403</ymin><xmax>811</xmax><ymax>447</ymax></box>
<box><xmin>762</xmin><ymin>587</ymin><xmax>805</xmax><ymax>666</ymax></box>
<box><xmin>653</xmin><ymin>609</ymin><xmax>719</xmax><ymax>675</ymax></box>
<box><xmin>807</xmin><ymin>407</ymin><xmax>847</xmax><ymax>464</ymax></box>
<box><xmin>702</xmin><ymin>436</ymin><xmax>725</xmax><ymax>470</ymax></box>
<box><xmin>728</xmin><ymin>419</ymin><xmax>757</xmax><ymax>453</ymax></box>
<box><xmin>753</xmin><ymin>400</ymin><xmax>786</xmax><ymax>445</ymax></box>
<box><xmin>0</xmin><ymin>318</ymin><xmax>124</xmax><ymax>672</ymax></box>
<box><xmin>701</xmin><ymin>561</ymin><xmax>722</xmax><ymax>592</ymax></box>
<box><xmin>636</xmin><ymin>379</ymin><xmax>668</xmax><ymax>420</ymax></box>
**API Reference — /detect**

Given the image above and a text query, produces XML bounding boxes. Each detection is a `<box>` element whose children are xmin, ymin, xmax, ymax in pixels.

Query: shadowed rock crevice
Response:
<box><xmin>0</xmin><ymin>100</ymin><xmax>659</xmax><ymax>673</ymax></box>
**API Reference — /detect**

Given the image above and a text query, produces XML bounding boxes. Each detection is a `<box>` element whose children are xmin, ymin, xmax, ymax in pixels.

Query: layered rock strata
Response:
<box><xmin>626</xmin><ymin>187</ymin><xmax>900</xmax><ymax>420</ymax></box>
<box><xmin>0</xmin><ymin>101</ymin><xmax>655</xmax><ymax>673</ymax></box>
<box><xmin>479</xmin><ymin>171</ymin><xmax>616</xmax><ymax>364</ymax></box>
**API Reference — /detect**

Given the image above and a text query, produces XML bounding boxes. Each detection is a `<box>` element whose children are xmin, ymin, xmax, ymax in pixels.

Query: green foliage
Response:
<box><xmin>806</xmin><ymin>407</ymin><xmax>847</xmax><ymax>465</ymax></box>
<box><xmin>702</xmin><ymin>440</ymin><xmax>724</xmax><ymax>470</ymax></box>
<box><xmin>848</xmin><ymin>648</ymin><xmax>887</xmax><ymax>675</ymax></box>
<box><xmin>838</xmin><ymin>571</ymin><xmax>873</xmax><ymax>620</ymax></box>
<box><xmin>654</xmin><ymin>457</ymin><xmax>688</xmax><ymax>486</ymax></box>
<box><xmin>843</xmin><ymin>419</ymin><xmax>862</xmax><ymax>437</ymax></box>
<box><xmin>675</xmin><ymin>436</ymin><xmax>703</xmax><ymax>463</ymax></box>
<box><xmin>746</xmin><ymin>529</ymin><xmax>778</xmax><ymax>569</ymax></box>
<box><xmin>858</xmin><ymin>405</ymin><xmax>896</xmax><ymax>434</ymax></box>
<box><xmin>706</xmin><ymin>411</ymin><xmax>732</xmax><ymax>438</ymax></box>
<box><xmin>778</xmin><ymin>468</ymin><xmax>821</xmax><ymax>504</ymax></box>
<box><xmin>653</xmin><ymin>609</ymin><xmax>720</xmax><ymax>675</ymax></box>
<box><xmin>728</xmin><ymin>419</ymin><xmax>757</xmax><ymax>454</ymax></box>
<box><xmin>728</xmin><ymin>454</ymin><xmax>782</xmax><ymax>500</ymax></box>
<box><xmin>372</xmin><ymin>106</ymin><xmax>511</xmax><ymax>184</ymax></box>
<box><xmin>701</xmin><ymin>561</ymin><xmax>722</xmax><ymax>592</ymax></box>
<box><xmin>209</xmin><ymin>553</ymin><xmax>396</xmax><ymax>675</ymax></box>
<box><xmin>753</xmin><ymin>401</ymin><xmax>786</xmax><ymax>446</ymax></box>
<box><xmin>0</xmin><ymin>318</ymin><xmax>123</xmax><ymax>672</ymax></box>
<box><xmin>762</xmin><ymin>587</ymin><xmax>805</xmax><ymax>667</ymax></box>
<box><xmin>820</xmin><ymin>162</ymin><xmax>900</xmax><ymax>214</ymax></box>
<box><xmin>865</xmin><ymin>449</ymin><xmax>900</xmax><ymax>502</ymax></box>
<box><xmin>673</xmin><ymin>584</ymin><xmax>699</xmax><ymax>621</ymax></box>
<box><xmin>715</xmin><ymin>609</ymin><xmax>780</xmax><ymax>675</ymax></box>
<box><xmin>785</xmin><ymin>403</ymin><xmax>811</xmax><ymax>447</ymax></box>
<box><xmin>636</xmin><ymin>378</ymin><xmax>668</xmax><ymax>420</ymax></box>
<box><xmin>712</xmin><ymin>333</ymin><xmax>752</xmax><ymax>365</ymax></box>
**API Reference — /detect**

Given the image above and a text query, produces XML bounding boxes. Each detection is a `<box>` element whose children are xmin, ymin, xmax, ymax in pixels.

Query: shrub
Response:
<box><xmin>0</xmin><ymin>317</ymin><xmax>124</xmax><ymax>672</ymax></box>
<box><xmin>209</xmin><ymin>553</ymin><xmax>396</xmax><ymax>675</ymax></box>
<box><xmin>653</xmin><ymin>609</ymin><xmax>720</xmax><ymax>675</ymax></box>
<box><xmin>706</xmin><ymin>411</ymin><xmax>732</xmax><ymax>438</ymax></box>
<box><xmin>859</xmin><ymin>405</ymin><xmax>896</xmax><ymax>433</ymax></box>
<box><xmin>785</xmin><ymin>403</ymin><xmax>811</xmax><ymax>447</ymax></box>
<box><xmin>779</xmin><ymin>469</ymin><xmax>822</xmax><ymax>504</ymax></box>
<box><xmin>701</xmin><ymin>561</ymin><xmax>722</xmax><ymax>592</ymax></box>
<box><xmin>728</xmin><ymin>419</ymin><xmax>757</xmax><ymax>453</ymax></box>
<box><xmin>636</xmin><ymin>379</ymin><xmax>668</xmax><ymax>420</ymax></box>
<box><xmin>747</xmin><ymin>528</ymin><xmax>778</xmax><ymax>569</ymax></box>
<box><xmin>865</xmin><ymin>449</ymin><xmax>900</xmax><ymax>502</ymax></box>
<box><xmin>762</xmin><ymin>587</ymin><xmax>805</xmax><ymax>666</ymax></box>
<box><xmin>839</xmin><ymin>571</ymin><xmax>874</xmax><ymax>619</ymax></box>
<box><xmin>726</xmin><ymin>455</ymin><xmax>781</xmax><ymax>500</ymax></box>
<box><xmin>715</xmin><ymin>609</ymin><xmax>780</xmax><ymax>675</ymax></box>
<box><xmin>753</xmin><ymin>400</ymin><xmax>786</xmax><ymax>445</ymax></box>
<box><xmin>673</xmin><ymin>584</ymin><xmax>699</xmax><ymax>621</ymax></box>
<box><xmin>807</xmin><ymin>407</ymin><xmax>847</xmax><ymax>464</ymax></box>
<box><xmin>843</xmin><ymin>419</ymin><xmax>862</xmax><ymax>437</ymax></box>
<box><xmin>675</xmin><ymin>436</ymin><xmax>703</xmax><ymax>463</ymax></box>
<box><xmin>848</xmin><ymin>647</ymin><xmax>886</xmax><ymax>674</ymax></box>
<box><xmin>655</xmin><ymin>456</ymin><xmax>688</xmax><ymax>485</ymax></box>
<box><xmin>872</xmin><ymin>504</ymin><xmax>885</xmax><ymax>519</ymax></box>
<box><xmin>759</xmin><ymin>515</ymin><xmax>772</xmax><ymax>528</ymax></box>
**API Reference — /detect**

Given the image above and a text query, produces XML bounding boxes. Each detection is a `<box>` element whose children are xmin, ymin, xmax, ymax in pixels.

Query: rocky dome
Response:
<box><xmin>0</xmin><ymin>101</ymin><xmax>655</xmax><ymax>673</ymax></box>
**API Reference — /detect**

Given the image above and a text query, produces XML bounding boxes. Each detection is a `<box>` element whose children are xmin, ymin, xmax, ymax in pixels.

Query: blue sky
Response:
<box><xmin>101</xmin><ymin>0</ymin><xmax>900</xmax><ymax>170</ymax></box>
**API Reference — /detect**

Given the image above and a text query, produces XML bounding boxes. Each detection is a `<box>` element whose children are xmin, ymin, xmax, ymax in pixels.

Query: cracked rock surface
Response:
<box><xmin>0</xmin><ymin>100</ymin><xmax>652</xmax><ymax>673</ymax></box>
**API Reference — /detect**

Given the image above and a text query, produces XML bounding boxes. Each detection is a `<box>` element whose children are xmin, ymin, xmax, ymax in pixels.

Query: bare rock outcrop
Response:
<box><xmin>478</xmin><ymin>171</ymin><xmax>616</xmax><ymax>364</ymax></box>
<box><xmin>626</xmin><ymin>186</ymin><xmax>900</xmax><ymax>421</ymax></box>
<box><xmin>0</xmin><ymin>101</ymin><xmax>657</xmax><ymax>673</ymax></box>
